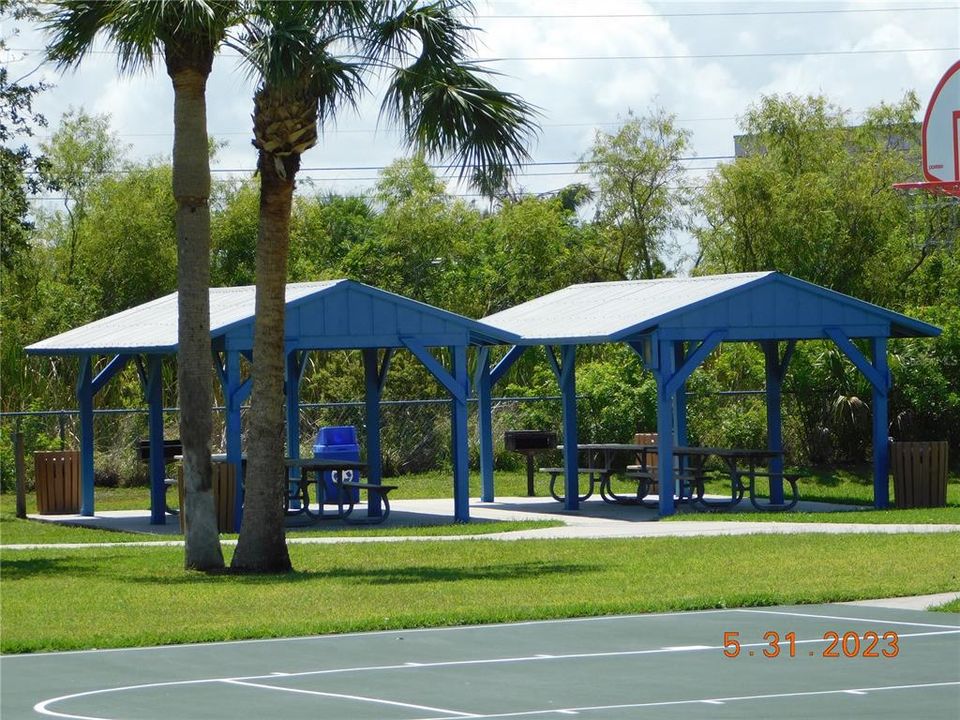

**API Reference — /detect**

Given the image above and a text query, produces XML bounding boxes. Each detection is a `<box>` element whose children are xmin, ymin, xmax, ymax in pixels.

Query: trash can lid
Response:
<box><xmin>315</xmin><ymin>425</ymin><xmax>357</xmax><ymax>446</ymax></box>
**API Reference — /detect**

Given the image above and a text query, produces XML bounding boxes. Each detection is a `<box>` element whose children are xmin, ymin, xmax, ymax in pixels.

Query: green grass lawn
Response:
<box><xmin>0</xmin><ymin>513</ymin><xmax>562</xmax><ymax>545</ymax></box>
<box><xmin>2</xmin><ymin>532</ymin><xmax>957</xmax><ymax>653</ymax></box>
<box><xmin>665</xmin><ymin>467</ymin><xmax>960</xmax><ymax>524</ymax></box>
<box><xmin>933</xmin><ymin>597</ymin><xmax>960</xmax><ymax>613</ymax></box>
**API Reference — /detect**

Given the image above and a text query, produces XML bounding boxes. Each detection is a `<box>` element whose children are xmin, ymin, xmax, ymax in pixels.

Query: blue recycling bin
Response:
<box><xmin>313</xmin><ymin>426</ymin><xmax>361</xmax><ymax>504</ymax></box>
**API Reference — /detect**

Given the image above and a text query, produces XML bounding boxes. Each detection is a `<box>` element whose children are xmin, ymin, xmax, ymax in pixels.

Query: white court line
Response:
<box><xmin>2</xmin><ymin>608</ymin><xmax>734</xmax><ymax>659</ymax></box>
<box><xmin>223</xmin><ymin>679</ymin><xmax>479</xmax><ymax>717</ymax></box>
<box><xmin>406</xmin><ymin>681</ymin><xmax>960</xmax><ymax>720</ymax></box>
<box><xmin>34</xmin><ymin>629</ymin><xmax>960</xmax><ymax>719</ymax></box>
<box><xmin>734</xmin><ymin>608</ymin><xmax>960</xmax><ymax>629</ymax></box>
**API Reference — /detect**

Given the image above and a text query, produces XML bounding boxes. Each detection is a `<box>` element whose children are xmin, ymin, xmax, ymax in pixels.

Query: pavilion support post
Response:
<box><xmin>224</xmin><ymin>349</ymin><xmax>247</xmax><ymax>531</ymax></box>
<box><xmin>363</xmin><ymin>348</ymin><xmax>388</xmax><ymax>518</ymax></box>
<box><xmin>871</xmin><ymin>337</ymin><xmax>890</xmax><ymax>509</ymax></box>
<box><xmin>145</xmin><ymin>356</ymin><xmax>167</xmax><ymax>525</ymax></box>
<box><xmin>450</xmin><ymin>345</ymin><xmax>471</xmax><ymax>522</ymax></box>
<box><xmin>673</xmin><ymin>342</ymin><xmax>688</xmax><ymax>448</ymax></box>
<box><xmin>825</xmin><ymin>329</ymin><xmax>891</xmax><ymax>509</ymax></box>
<box><xmin>403</xmin><ymin>337</ymin><xmax>471</xmax><ymax>520</ymax></box>
<box><xmin>653</xmin><ymin>340</ymin><xmax>676</xmax><ymax>516</ymax></box>
<box><xmin>763</xmin><ymin>341</ymin><xmax>785</xmax><ymax>505</ymax></box>
<box><xmin>474</xmin><ymin>347</ymin><xmax>495</xmax><ymax>502</ymax></box>
<box><xmin>285</xmin><ymin>350</ymin><xmax>304</xmax><ymax>510</ymax></box>
<box><xmin>76</xmin><ymin>356</ymin><xmax>96</xmax><ymax>516</ymax></box>
<box><xmin>558</xmin><ymin>345</ymin><xmax>579</xmax><ymax>511</ymax></box>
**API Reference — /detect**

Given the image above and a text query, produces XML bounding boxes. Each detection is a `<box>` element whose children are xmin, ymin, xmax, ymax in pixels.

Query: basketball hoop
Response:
<box><xmin>892</xmin><ymin>61</ymin><xmax>959</xmax><ymax>249</ymax></box>
<box><xmin>892</xmin><ymin>180</ymin><xmax>960</xmax><ymax>198</ymax></box>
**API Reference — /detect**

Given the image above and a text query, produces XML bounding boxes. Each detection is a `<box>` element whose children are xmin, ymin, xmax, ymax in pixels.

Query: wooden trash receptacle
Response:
<box><xmin>891</xmin><ymin>441</ymin><xmax>948</xmax><ymax>509</ymax></box>
<box><xmin>178</xmin><ymin>461</ymin><xmax>237</xmax><ymax>533</ymax></box>
<box><xmin>34</xmin><ymin>451</ymin><xmax>81</xmax><ymax>514</ymax></box>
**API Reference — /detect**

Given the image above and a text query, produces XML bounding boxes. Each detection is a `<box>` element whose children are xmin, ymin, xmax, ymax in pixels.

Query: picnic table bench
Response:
<box><xmin>284</xmin><ymin>458</ymin><xmax>397</xmax><ymax>524</ymax></box>
<box><xmin>538</xmin><ymin>467</ymin><xmax>611</xmax><ymax>502</ymax></box>
<box><xmin>137</xmin><ymin>438</ymin><xmax>182</xmax><ymax>515</ymax></box>
<box><xmin>556</xmin><ymin>443</ymin><xmax>800</xmax><ymax>511</ymax></box>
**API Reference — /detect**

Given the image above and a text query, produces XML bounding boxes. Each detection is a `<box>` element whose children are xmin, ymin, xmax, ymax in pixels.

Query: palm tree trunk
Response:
<box><xmin>230</xmin><ymin>152</ymin><xmax>299</xmax><ymax>573</ymax></box>
<box><xmin>169</xmin><ymin>65</ymin><xmax>224</xmax><ymax>571</ymax></box>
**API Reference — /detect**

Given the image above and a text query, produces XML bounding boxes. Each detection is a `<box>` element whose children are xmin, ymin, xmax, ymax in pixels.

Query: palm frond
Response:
<box><xmin>365</xmin><ymin>0</ymin><xmax>476</xmax><ymax>69</ymax></box>
<box><xmin>44</xmin><ymin>0</ymin><xmax>236</xmax><ymax>74</ymax></box>
<box><xmin>382</xmin><ymin>60</ymin><xmax>540</xmax><ymax>182</ymax></box>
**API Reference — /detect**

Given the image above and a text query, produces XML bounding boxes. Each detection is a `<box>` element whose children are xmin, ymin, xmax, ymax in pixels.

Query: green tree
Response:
<box><xmin>579</xmin><ymin>108</ymin><xmax>694</xmax><ymax>279</ymax></box>
<box><xmin>39</xmin><ymin>109</ymin><xmax>122</xmax><ymax>282</ymax></box>
<box><xmin>695</xmin><ymin>93</ymin><xmax>922</xmax><ymax>303</ymax></box>
<box><xmin>230</xmin><ymin>0</ymin><xmax>538</xmax><ymax>572</ymax></box>
<box><xmin>0</xmin><ymin>0</ymin><xmax>50</xmax><ymax>272</ymax></box>
<box><xmin>45</xmin><ymin>0</ymin><xmax>237</xmax><ymax>571</ymax></box>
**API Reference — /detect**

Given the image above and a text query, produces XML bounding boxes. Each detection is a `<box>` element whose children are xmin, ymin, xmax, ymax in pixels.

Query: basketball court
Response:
<box><xmin>2</xmin><ymin>603</ymin><xmax>957</xmax><ymax>719</ymax></box>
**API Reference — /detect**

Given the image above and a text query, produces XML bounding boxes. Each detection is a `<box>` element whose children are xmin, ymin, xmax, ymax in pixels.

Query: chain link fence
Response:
<box><xmin>1</xmin><ymin>396</ymin><xmax>565</xmax><ymax>491</ymax></box>
<box><xmin>2</xmin><ymin>388</ymin><xmax>886</xmax><ymax>492</ymax></box>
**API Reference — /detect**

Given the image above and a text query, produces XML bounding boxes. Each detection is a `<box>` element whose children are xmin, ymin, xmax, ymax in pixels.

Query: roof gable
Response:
<box><xmin>26</xmin><ymin>280</ymin><xmax>515</xmax><ymax>356</ymax></box>
<box><xmin>480</xmin><ymin>272</ymin><xmax>939</xmax><ymax>343</ymax></box>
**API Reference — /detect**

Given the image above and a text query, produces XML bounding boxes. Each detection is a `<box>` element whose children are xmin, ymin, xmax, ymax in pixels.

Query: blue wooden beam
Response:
<box><xmin>212</xmin><ymin>350</ymin><xmax>227</xmax><ymax>389</ymax></box>
<box><xmin>377</xmin><ymin>348</ymin><xmax>394</xmax><ymax>395</ymax></box>
<box><xmin>872</xmin><ymin>337</ymin><xmax>891</xmax><ymax>509</ymax></box>
<box><xmin>627</xmin><ymin>335</ymin><xmax>655</xmax><ymax>370</ymax></box>
<box><xmin>145</xmin><ymin>355</ymin><xmax>167</xmax><ymax>525</ymax></box>
<box><xmin>762</xmin><ymin>341</ymin><xmax>785</xmax><ymax>505</ymax></box>
<box><xmin>91</xmin><ymin>354</ymin><xmax>130</xmax><ymax>395</ymax></box>
<box><xmin>401</xmin><ymin>337</ymin><xmax>466</xmax><ymax>403</ymax></box>
<box><xmin>75</xmin><ymin>356</ymin><xmax>95</xmax><ymax>516</ymax></box>
<box><xmin>450</xmin><ymin>345</ymin><xmax>471</xmax><ymax>521</ymax></box>
<box><xmin>825</xmin><ymin>328</ymin><xmax>886</xmax><ymax>391</ymax></box>
<box><xmin>363</xmin><ymin>348</ymin><xmax>385</xmax><ymax>518</ymax></box>
<box><xmin>673</xmin><ymin>342</ymin><xmax>688</xmax><ymax>449</ymax></box>
<box><xmin>475</xmin><ymin>347</ymin><xmax>495</xmax><ymax>502</ymax></box>
<box><xmin>825</xmin><ymin>329</ymin><xmax>891</xmax><ymax>508</ymax></box>
<box><xmin>544</xmin><ymin>345</ymin><xmax>563</xmax><ymax>383</ymax></box>
<box><xmin>665</xmin><ymin>330</ymin><xmax>726</xmax><ymax>397</ymax></box>
<box><xmin>653</xmin><ymin>339</ymin><xmax>675</xmax><ymax>516</ymax></box>
<box><xmin>285</xmin><ymin>350</ymin><xmax>303</xmax><ymax>510</ymax></box>
<box><xmin>489</xmin><ymin>345</ymin><xmax>527</xmax><ymax>386</ymax></box>
<box><xmin>223</xmin><ymin>350</ymin><xmax>245</xmax><ymax>531</ymax></box>
<box><xmin>559</xmin><ymin>345</ymin><xmax>579</xmax><ymax>511</ymax></box>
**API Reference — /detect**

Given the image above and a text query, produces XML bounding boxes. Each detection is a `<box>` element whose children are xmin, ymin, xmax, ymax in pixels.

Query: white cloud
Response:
<box><xmin>10</xmin><ymin>1</ymin><xmax>959</xmax><ymax>200</ymax></box>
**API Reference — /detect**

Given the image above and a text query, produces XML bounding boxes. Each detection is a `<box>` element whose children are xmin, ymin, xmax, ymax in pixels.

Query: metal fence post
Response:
<box><xmin>15</xmin><ymin>426</ymin><xmax>27</xmax><ymax>519</ymax></box>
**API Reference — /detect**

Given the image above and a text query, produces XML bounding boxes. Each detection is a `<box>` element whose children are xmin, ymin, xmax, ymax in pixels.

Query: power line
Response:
<box><xmin>40</xmin><ymin>117</ymin><xmax>738</xmax><ymax>140</ymax></box>
<box><xmin>476</xmin><ymin>6</ymin><xmax>959</xmax><ymax>19</ymax></box>
<box><xmin>24</xmin><ymin>156</ymin><xmax>736</xmax><ymax>178</ymax></box>
<box><xmin>10</xmin><ymin>45</ymin><xmax>957</xmax><ymax>62</ymax></box>
<box><xmin>481</xmin><ymin>47</ymin><xmax>959</xmax><ymax>63</ymax></box>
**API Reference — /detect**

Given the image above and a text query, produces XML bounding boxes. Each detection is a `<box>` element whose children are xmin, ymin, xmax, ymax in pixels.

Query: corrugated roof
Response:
<box><xmin>26</xmin><ymin>280</ymin><xmax>339</xmax><ymax>354</ymax></box>
<box><xmin>481</xmin><ymin>273</ymin><xmax>770</xmax><ymax>343</ymax></box>
<box><xmin>480</xmin><ymin>272</ymin><xmax>940</xmax><ymax>343</ymax></box>
<box><xmin>25</xmin><ymin>279</ymin><xmax>519</xmax><ymax>355</ymax></box>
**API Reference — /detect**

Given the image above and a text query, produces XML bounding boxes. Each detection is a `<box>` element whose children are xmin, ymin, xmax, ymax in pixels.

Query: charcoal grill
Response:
<box><xmin>504</xmin><ymin>430</ymin><xmax>558</xmax><ymax>496</ymax></box>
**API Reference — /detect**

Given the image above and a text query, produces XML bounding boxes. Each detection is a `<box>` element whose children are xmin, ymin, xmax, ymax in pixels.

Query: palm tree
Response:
<box><xmin>229</xmin><ymin>0</ymin><xmax>538</xmax><ymax>572</ymax></box>
<box><xmin>45</xmin><ymin>0</ymin><xmax>236</xmax><ymax>571</ymax></box>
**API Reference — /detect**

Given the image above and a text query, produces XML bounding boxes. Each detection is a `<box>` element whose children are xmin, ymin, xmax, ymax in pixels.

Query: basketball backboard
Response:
<box><xmin>921</xmin><ymin>60</ymin><xmax>960</xmax><ymax>185</ymax></box>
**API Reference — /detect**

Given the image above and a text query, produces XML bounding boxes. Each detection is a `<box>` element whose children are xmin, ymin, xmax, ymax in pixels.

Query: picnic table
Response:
<box><xmin>555</xmin><ymin>443</ymin><xmax>800</xmax><ymax>511</ymax></box>
<box><xmin>283</xmin><ymin>457</ymin><xmax>396</xmax><ymax>524</ymax></box>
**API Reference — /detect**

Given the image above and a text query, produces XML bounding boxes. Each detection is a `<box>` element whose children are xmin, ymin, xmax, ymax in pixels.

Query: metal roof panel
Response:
<box><xmin>481</xmin><ymin>273</ymin><xmax>770</xmax><ymax>342</ymax></box>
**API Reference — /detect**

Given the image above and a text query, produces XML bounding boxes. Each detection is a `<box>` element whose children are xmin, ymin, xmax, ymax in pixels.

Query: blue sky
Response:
<box><xmin>5</xmin><ymin>1</ymin><xmax>959</xmax><ymax>207</ymax></box>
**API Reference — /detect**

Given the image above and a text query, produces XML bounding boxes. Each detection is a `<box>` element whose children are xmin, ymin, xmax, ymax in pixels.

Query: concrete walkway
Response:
<box><xmin>16</xmin><ymin>495</ymin><xmax>959</xmax><ymax>549</ymax></box>
<box><xmin>12</xmin><ymin>497</ymin><xmax>960</xmax><ymax>611</ymax></box>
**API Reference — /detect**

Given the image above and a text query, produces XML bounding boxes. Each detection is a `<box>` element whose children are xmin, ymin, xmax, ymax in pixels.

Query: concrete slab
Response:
<box><xmin>841</xmin><ymin>591</ymin><xmax>960</xmax><ymax>611</ymax></box>
<box><xmin>25</xmin><ymin>495</ymin><xmax>959</xmax><ymax>543</ymax></box>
